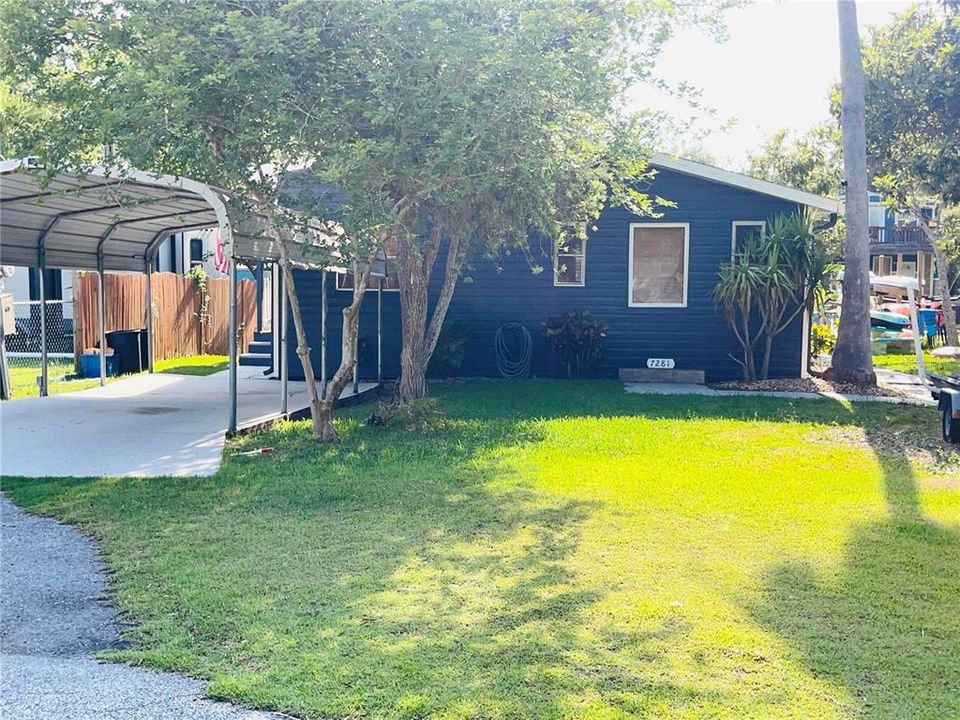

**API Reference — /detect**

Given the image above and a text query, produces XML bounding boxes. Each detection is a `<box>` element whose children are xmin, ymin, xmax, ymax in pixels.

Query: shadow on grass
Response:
<box><xmin>1</xmin><ymin>398</ymin><xmax>732</xmax><ymax>718</ymax></box>
<box><xmin>748</xmin><ymin>421</ymin><xmax>960</xmax><ymax>718</ymax></box>
<box><xmin>3</xmin><ymin>379</ymin><xmax>956</xmax><ymax>718</ymax></box>
<box><xmin>434</xmin><ymin>382</ymin><xmax>960</xmax><ymax>716</ymax></box>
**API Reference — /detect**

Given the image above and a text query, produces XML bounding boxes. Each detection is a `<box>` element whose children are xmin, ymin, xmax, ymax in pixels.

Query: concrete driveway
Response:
<box><xmin>1</xmin><ymin>496</ymin><xmax>288</xmax><ymax>719</ymax></box>
<box><xmin>0</xmin><ymin>367</ymin><xmax>373</xmax><ymax>478</ymax></box>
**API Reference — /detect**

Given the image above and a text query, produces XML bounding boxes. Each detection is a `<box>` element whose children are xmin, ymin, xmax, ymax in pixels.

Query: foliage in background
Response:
<box><xmin>859</xmin><ymin>3</ymin><xmax>960</xmax><ymax>343</ymax></box>
<box><xmin>187</xmin><ymin>266</ymin><xmax>211</xmax><ymax>353</ymax></box>
<box><xmin>427</xmin><ymin>321</ymin><xmax>470</xmax><ymax>379</ymax></box>
<box><xmin>715</xmin><ymin>211</ymin><xmax>839</xmax><ymax>381</ymax></box>
<box><xmin>810</xmin><ymin>323</ymin><xmax>837</xmax><ymax>357</ymax></box>
<box><xmin>543</xmin><ymin>310</ymin><xmax>608</xmax><ymax>379</ymax></box>
<box><xmin>745</xmin><ymin>122</ymin><xmax>845</xmax><ymax>258</ymax></box>
<box><xmin>746</xmin><ymin>123</ymin><xmax>844</xmax><ymax>199</ymax></box>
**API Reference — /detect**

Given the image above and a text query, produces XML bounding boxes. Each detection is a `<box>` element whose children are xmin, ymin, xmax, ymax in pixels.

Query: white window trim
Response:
<box><xmin>335</xmin><ymin>271</ymin><xmax>399</xmax><ymax>292</ymax></box>
<box><xmin>554</xmin><ymin>238</ymin><xmax>587</xmax><ymax>287</ymax></box>
<box><xmin>627</xmin><ymin>222</ymin><xmax>690</xmax><ymax>308</ymax></box>
<box><xmin>731</xmin><ymin>221</ymin><xmax>766</xmax><ymax>260</ymax></box>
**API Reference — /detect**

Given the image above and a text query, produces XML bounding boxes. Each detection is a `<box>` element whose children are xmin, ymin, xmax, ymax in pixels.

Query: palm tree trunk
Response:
<box><xmin>827</xmin><ymin>0</ymin><xmax>876</xmax><ymax>385</ymax></box>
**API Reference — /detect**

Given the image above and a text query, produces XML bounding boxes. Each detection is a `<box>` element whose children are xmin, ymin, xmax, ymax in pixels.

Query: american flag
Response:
<box><xmin>213</xmin><ymin>232</ymin><xmax>231</xmax><ymax>274</ymax></box>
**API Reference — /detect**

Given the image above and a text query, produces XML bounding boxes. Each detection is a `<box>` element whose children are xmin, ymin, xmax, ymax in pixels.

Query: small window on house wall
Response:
<box><xmin>628</xmin><ymin>223</ymin><xmax>689</xmax><ymax>307</ymax></box>
<box><xmin>336</xmin><ymin>235</ymin><xmax>401</xmax><ymax>291</ymax></box>
<box><xmin>731</xmin><ymin>221</ymin><xmax>765</xmax><ymax>260</ymax></box>
<box><xmin>554</xmin><ymin>236</ymin><xmax>586</xmax><ymax>286</ymax></box>
<box><xmin>189</xmin><ymin>237</ymin><xmax>204</xmax><ymax>268</ymax></box>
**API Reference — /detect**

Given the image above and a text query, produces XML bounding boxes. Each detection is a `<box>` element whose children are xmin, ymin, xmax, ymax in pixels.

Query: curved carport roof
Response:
<box><xmin>0</xmin><ymin>157</ymin><xmax>329</xmax><ymax>271</ymax></box>
<box><xmin>0</xmin><ymin>158</ymin><xmax>345</xmax><ymax>432</ymax></box>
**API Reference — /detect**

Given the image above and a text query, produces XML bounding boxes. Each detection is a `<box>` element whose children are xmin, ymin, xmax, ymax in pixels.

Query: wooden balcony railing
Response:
<box><xmin>869</xmin><ymin>226</ymin><xmax>931</xmax><ymax>248</ymax></box>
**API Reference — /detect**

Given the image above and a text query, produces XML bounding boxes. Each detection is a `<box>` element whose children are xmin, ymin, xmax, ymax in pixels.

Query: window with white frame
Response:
<box><xmin>554</xmin><ymin>235</ymin><xmax>586</xmax><ymax>286</ymax></box>
<box><xmin>628</xmin><ymin>223</ymin><xmax>689</xmax><ymax>307</ymax></box>
<box><xmin>336</xmin><ymin>236</ymin><xmax>400</xmax><ymax>291</ymax></box>
<box><xmin>731</xmin><ymin>221</ymin><xmax>766</xmax><ymax>260</ymax></box>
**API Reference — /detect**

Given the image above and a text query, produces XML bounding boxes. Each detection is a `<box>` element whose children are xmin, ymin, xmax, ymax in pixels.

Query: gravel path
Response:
<box><xmin>1</xmin><ymin>496</ymin><xmax>289</xmax><ymax>719</ymax></box>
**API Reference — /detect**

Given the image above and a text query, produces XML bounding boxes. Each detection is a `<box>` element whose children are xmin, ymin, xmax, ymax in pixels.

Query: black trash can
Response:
<box><xmin>106</xmin><ymin>329</ymin><xmax>148</xmax><ymax>374</ymax></box>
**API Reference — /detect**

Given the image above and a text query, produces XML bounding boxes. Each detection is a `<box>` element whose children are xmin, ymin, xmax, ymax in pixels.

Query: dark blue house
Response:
<box><xmin>284</xmin><ymin>154</ymin><xmax>840</xmax><ymax>383</ymax></box>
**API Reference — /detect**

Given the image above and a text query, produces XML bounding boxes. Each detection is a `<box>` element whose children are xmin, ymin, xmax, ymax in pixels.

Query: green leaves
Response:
<box><xmin>862</xmin><ymin>4</ymin><xmax>960</xmax><ymax>206</ymax></box>
<box><xmin>715</xmin><ymin>211</ymin><xmax>838</xmax><ymax>380</ymax></box>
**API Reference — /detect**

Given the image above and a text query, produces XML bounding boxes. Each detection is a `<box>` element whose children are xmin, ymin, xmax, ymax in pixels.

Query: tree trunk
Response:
<box><xmin>396</xmin><ymin>224</ymin><xmax>467</xmax><ymax>405</ymax></box>
<box><xmin>396</xmin><ymin>228</ymin><xmax>430</xmax><ymax>404</ymax></box>
<box><xmin>316</xmin><ymin>261</ymin><xmax>373</xmax><ymax>441</ymax></box>
<box><xmin>278</xmin><ymin>253</ymin><xmax>329</xmax><ymax>440</ymax></box>
<box><xmin>761</xmin><ymin>330</ymin><xmax>774</xmax><ymax>380</ymax></box>
<box><xmin>826</xmin><ymin>0</ymin><xmax>876</xmax><ymax>385</ymax></box>
<box><xmin>740</xmin><ymin>309</ymin><xmax>757</xmax><ymax>381</ymax></box>
<box><xmin>278</xmin><ymin>238</ymin><xmax>373</xmax><ymax>442</ymax></box>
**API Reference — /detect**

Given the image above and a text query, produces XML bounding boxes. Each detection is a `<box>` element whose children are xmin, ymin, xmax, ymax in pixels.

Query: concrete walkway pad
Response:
<box><xmin>1</xmin><ymin>368</ymin><xmax>375</xmax><ymax>478</ymax></box>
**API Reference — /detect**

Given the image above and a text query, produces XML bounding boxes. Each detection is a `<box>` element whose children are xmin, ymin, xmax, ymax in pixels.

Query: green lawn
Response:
<box><xmin>7</xmin><ymin>354</ymin><xmax>228</xmax><ymax>398</ymax></box>
<box><xmin>4</xmin><ymin>381</ymin><xmax>958</xmax><ymax>719</ymax></box>
<box><xmin>873</xmin><ymin>351</ymin><xmax>960</xmax><ymax>376</ymax></box>
<box><xmin>8</xmin><ymin>359</ymin><xmax>101</xmax><ymax>399</ymax></box>
<box><xmin>156</xmin><ymin>354</ymin><xmax>228</xmax><ymax>376</ymax></box>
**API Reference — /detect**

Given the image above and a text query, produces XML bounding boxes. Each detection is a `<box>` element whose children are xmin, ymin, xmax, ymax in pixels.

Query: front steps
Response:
<box><xmin>619</xmin><ymin>367</ymin><xmax>706</xmax><ymax>384</ymax></box>
<box><xmin>240</xmin><ymin>331</ymin><xmax>273</xmax><ymax>369</ymax></box>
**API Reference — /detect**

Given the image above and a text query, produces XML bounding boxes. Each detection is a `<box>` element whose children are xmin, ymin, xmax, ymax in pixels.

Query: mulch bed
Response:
<box><xmin>709</xmin><ymin>376</ymin><xmax>911</xmax><ymax>398</ymax></box>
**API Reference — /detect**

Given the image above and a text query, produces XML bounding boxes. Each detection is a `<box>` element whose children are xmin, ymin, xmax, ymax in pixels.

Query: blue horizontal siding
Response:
<box><xmin>289</xmin><ymin>167</ymin><xmax>805</xmax><ymax>382</ymax></box>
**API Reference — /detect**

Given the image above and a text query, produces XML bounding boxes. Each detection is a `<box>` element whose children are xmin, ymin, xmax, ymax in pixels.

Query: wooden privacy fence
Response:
<box><xmin>73</xmin><ymin>271</ymin><xmax>256</xmax><ymax>362</ymax></box>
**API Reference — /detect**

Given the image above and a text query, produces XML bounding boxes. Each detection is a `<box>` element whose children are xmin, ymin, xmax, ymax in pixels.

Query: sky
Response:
<box><xmin>630</xmin><ymin>0</ymin><xmax>916</xmax><ymax>171</ymax></box>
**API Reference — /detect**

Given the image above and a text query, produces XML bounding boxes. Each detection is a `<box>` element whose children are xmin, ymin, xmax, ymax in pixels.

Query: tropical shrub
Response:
<box><xmin>715</xmin><ymin>211</ymin><xmax>839</xmax><ymax>380</ymax></box>
<box><xmin>543</xmin><ymin>310</ymin><xmax>608</xmax><ymax>378</ymax></box>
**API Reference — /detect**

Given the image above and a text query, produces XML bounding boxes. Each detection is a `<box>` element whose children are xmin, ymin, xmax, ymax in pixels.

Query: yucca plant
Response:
<box><xmin>758</xmin><ymin>211</ymin><xmax>841</xmax><ymax>378</ymax></box>
<box><xmin>716</xmin><ymin>210</ymin><xmax>839</xmax><ymax>380</ymax></box>
<box><xmin>714</xmin><ymin>235</ymin><xmax>768</xmax><ymax>381</ymax></box>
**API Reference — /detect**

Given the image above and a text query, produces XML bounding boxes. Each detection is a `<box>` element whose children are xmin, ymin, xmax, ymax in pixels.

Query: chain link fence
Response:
<box><xmin>6</xmin><ymin>299</ymin><xmax>80</xmax><ymax>398</ymax></box>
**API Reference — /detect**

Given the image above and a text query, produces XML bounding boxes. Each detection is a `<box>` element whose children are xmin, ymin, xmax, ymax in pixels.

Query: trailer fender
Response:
<box><xmin>938</xmin><ymin>388</ymin><xmax>960</xmax><ymax>417</ymax></box>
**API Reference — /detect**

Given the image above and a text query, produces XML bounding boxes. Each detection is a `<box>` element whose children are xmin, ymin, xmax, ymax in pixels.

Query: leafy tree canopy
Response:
<box><xmin>860</xmin><ymin>2</ymin><xmax>960</xmax><ymax>207</ymax></box>
<box><xmin>745</xmin><ymin>122</ymin><xmax>843</xmax><ymax>198</ymax></box>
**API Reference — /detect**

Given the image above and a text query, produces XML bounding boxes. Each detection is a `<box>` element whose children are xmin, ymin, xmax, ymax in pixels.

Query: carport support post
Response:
<box><xmin>97</xmin><ymin>260</ymin><xmax>107</xmax><ymax>386</ymax></box>
<box><xmin>320</xmin><ymin>269</ymin><xmax>327</xmax><ymax>396</ymax></box>
<box><xmin>228</xmin><ymin>259</ymin><xmax>238</xmax><ymax>435</ymax></box>
<box><xmin>377</xmin><ymin>277</ymin><xmax>382</xmax><ymax>386</ymax></box>
<box><xmin>144</xmin><ymin>260</ymin><xmax>154</xmax><ymax>373</ymax></box>
<box><xmin>38</xmin><ymin>264</ymin><xmax>48</xmax><ymax>397</ymax></box>
<box><xmin>280</xmin><ymin>269</ymin><xmax>289</xmax><ymax>415</ymax></box>
<box><xmin>907</xmin><ymin>285</ymin><xmax>925</xmax><ymax>381</ymax></box>
<box><xmin>352</xmin><ymin>263</ymin><xmax>359</xmax><ymax>396</ymax></box>
<box><xmin>255</xmin><ymin>262</ymin><xmax>264</xmax><ymax>334</ymax></box>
